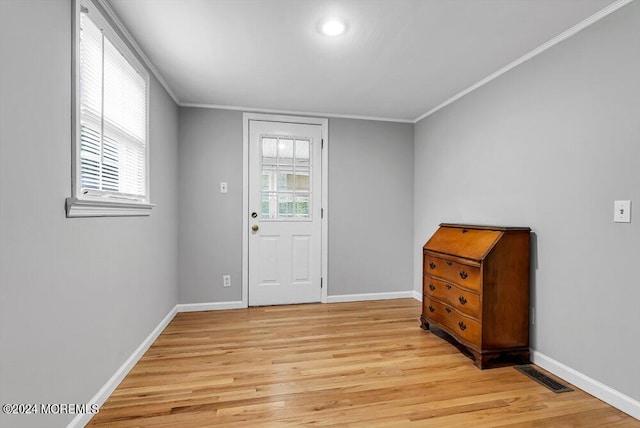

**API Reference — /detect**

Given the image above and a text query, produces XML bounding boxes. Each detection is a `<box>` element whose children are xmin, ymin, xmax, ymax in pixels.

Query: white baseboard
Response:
<box><xmin>326</xmin><ymin>291</ymin><xmax>414</xmax><ymax>303</ymax></box>
<box><xmin>531</xmin><ymin>350</ymin><xmax>640</xmax><ymax>420</ymax></box>
<box><xmin>176</xmin><ymin>301</ymin><xmax>245</xmax><ymax>312</ymax></box>
<box><xmin>413</xmin><ymin>290</ymin><xmax>422</xmax><ymax>302</ymax></box>
<box><xmin>67</xmin><ymin>306</ymin><xmax>178</xmax><ymax>428</ymax></box>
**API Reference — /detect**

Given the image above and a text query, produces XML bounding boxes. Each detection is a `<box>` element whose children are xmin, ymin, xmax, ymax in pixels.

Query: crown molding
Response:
<box><xmin>413</xmin><ymin>0</ymin><xmax>634</xmax><ymax>123</ymax></box>
<box><xmin>94</xmin><ymin>0</ymin><xmax>633</xmax><ymax>125</ymax></box>
<box><xmin>96</xmin><ymin>0</ymin><xmax>180</xmax><ymax>104</ymax></box>
<box><xmin>179</xmin><ymin>102</ymin><xmax>414</xmax><ymax>124</ymax></box>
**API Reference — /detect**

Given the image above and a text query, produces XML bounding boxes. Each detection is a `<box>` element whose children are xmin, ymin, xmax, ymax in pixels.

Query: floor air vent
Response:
<box><xmin>515</xmin><ymin>365</ymin><xmax>573</xmax><ymax>393</ymax></box>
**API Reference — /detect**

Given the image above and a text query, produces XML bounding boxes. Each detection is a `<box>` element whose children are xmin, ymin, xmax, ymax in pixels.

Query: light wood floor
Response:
<box><xmin>88</xmin><ymin>299</ymin><xmax>638</xmax><ymax>427</ymax></box>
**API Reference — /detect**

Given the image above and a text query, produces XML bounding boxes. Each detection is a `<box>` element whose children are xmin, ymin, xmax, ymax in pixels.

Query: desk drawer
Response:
<box><xmin>423</xmin><ymin>296</ymin><xmax>481</xmax><ymax>348</ymax></box>
<box><xmin>424</xmin><ymin>275</ymin><xmax>480</xmax><ymax>319</ymax></box>
<box><xmin>424</xmin><ymin>253</ymin><xmax>481</xmax><ymax>292</ymax></box>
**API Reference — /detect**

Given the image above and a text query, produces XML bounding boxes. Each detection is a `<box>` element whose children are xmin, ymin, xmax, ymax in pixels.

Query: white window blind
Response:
<box><xmin>78</xmin><ymin>5</ymin><xmax>148</xmax><ymax>201</ymax></box>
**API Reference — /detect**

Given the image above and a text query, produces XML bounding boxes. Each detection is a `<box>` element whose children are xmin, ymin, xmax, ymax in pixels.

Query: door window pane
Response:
<box><xmin>260</xmin><ymin>135</ymin><xmax>313</xmax><ymax>220</ymax></box>
<box><xmin>295</xmin><ymin>194</ymin><xmax>310</xmax><ymax>217</ymax></box>
<box><xmin>278</xmin><ymin>193</ymin><xmax>294</xmax><ymax>218</ymax></box>
<box><xmin>294</xmin><ymin>167</ymin><xmax>309</xmax><ymax>191</ymax></box>
<box><xmin>295</xmin><ymin>139</ymin><xmax>309</xmax><ymax>164</ymax></box>
<box><xmin>278</xmin><ymin>139</ymin><xmax>294</xmax><ymax>163</ymax></box>
<box><xmin>277</xmin><ymin>166</ymin><xmax>294</xmax><ymax>191</ymax></box>
<box><xmin>262</xmin><ymin>138</ymin><xmax>277</xmax><ymax>162</ymax></box>
<box><xmin>262</xmin><ymin>165</ymin><xmax>276</xmax><ymax>191</ymax></box>
<box><xmin>261</xmin><ymin>192</ymin><xmax>277</xmax><ymax>219</ymax></box>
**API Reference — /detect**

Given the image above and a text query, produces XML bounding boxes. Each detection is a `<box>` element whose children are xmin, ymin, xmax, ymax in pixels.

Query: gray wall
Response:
<box><xmin>0</xmin><ymin>1</ymin><xmax>179</xmax><ymax>427</ymax></box>
<box><xmin>178</xmin><ymin>109</ymin><xmax>414</xmax><ymax>303</ymax></box>
<box><xmin>178</xmin><ymin>108</ymin><xmax>244</xmax><ymax>302</ymax></box>
<box><xmin>328</xmin><ymin>118</ymin><xmax>414</xmax><ymax>296</ymax></box>
<box><xmin>413</xmin><ymin>2</ymin><xmax>640</xmax><ymax>402</ymax></box>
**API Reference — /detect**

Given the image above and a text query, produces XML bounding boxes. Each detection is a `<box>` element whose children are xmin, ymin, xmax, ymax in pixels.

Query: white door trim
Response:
<box><xmin>242</xmin><ymin>113</ymin><xmax>329</xmax><ymax>307</ymax></box>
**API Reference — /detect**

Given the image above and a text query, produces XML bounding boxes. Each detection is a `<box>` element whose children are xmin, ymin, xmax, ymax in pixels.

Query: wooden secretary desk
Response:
<box><xmin>421</xmin><ymin>223</ymin><xmax>531</xmax><ymax>369</ymax></box>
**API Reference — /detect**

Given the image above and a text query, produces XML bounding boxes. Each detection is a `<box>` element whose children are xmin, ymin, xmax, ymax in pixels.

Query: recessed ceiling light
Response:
<box><xmin>321</xmin><ymin>19</ymin><xmax>346</xmax><ymax>36</ymax></box>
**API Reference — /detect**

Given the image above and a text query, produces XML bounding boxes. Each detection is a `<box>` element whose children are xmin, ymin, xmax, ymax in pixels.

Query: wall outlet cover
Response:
<box><xmin>614</xmin><ymin>200</ymin><xmax>631</xmax><ymax>223</ymax></box>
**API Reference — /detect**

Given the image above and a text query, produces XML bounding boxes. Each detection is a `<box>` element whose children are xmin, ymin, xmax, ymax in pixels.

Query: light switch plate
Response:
<box><xmin>614</xmin><ymin>200</ymin><xmax>631</xmax><ymax>223</ymax></box>
<box><xmin>220</xmin><ymin>182</ymin><xmax>228</xmax><ymax>193</ymax></box>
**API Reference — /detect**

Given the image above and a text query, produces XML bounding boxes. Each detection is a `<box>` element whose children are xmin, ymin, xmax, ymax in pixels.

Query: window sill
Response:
<box><xmin>65</xmin><ymin>197</ymin><xmax>154</xmax><ymax>218</ymax></box>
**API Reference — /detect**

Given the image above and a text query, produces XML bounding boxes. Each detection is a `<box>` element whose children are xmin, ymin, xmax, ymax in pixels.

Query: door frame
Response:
<box><xmin>242</xmin><ymin>113</ymin><xmax>329</xmax><ymax>307</ymax></box>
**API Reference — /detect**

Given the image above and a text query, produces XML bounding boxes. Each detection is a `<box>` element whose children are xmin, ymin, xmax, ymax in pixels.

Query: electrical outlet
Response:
<box><xmin>614</xmin><ymin>200</ymin><xmax>631</xmax><ymax>223</ymax></box>
<box><xmin>531</xmin><ymin>306</ymin><xmax>535</xmax><ymax>325</ymax></box>
<box><xmin>223</xmin><ymin>275</ymin><xmax>231</xmax><ymax>287</ymax></box>
<box><xmin>220</xmin><ymin>182</ymin><xmax>228</xmax><ymax>193</ymax></box>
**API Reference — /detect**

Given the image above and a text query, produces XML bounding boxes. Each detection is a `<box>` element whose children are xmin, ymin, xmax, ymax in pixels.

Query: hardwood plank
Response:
<box><xmin>88</xmin><ymin>299</ymin><xmax>639</xmax><ymax>427</ymax></box>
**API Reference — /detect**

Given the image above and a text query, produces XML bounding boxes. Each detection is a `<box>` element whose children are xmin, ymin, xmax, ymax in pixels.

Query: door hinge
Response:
<box><xmin>321</xmin><ymin>208</ymin><xmax>324</xmax><ymax>218</ymax></box>
<box><xmin>321</xmin><ymin>277</ymin><xmax>323</xmax><ymax>288</ymax></box>
<box><xmin>321</xmin><ymin>139</ymin><xmax>324</xmax><ymax>149</ymax></box>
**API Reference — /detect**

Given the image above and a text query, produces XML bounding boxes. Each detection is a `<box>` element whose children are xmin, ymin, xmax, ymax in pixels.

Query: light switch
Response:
<box><xmin>614</xmin><ymin>200</ymin><xmax>631</xmax><ymax>223</ymax></box>
<box><xmin>220</xmin><ymin>182</ymin><xmax>228</xmax><ymax>193</ymax></box>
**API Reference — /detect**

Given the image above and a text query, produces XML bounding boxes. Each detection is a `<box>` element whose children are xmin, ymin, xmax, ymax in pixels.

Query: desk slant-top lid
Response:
<box><xmin>424</xmin><ymin>223</ymin><xmax>530</xmax><ymax>262</ymax></box>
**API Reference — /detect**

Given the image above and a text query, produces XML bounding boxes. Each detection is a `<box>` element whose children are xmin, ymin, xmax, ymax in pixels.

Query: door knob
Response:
<box><xmin>251</xmin><ymin>225</ymin><xmax>259</xmax><ymax>232</ymax></box>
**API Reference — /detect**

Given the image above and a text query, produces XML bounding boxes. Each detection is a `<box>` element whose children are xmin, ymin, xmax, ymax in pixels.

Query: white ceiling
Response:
<box><xmin>108</xmin><ymin>0</ymin><xmax>618</xmax><ymax>122</ymax></box>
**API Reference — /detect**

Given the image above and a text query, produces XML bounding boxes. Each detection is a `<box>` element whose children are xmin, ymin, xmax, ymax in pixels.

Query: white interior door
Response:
<box><xmin>248</xmin><ymin>120</ymin><xmax>323</xmax><ymax>306</ymax></box>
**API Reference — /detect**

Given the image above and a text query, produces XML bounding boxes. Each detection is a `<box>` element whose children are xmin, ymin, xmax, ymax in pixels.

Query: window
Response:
<box><xmin>260</xmin><ymin>136</ymin><xmax>312</xmax><ymax>220</ymax></box>
<box><xmin>66</xmin><ymin>0</ymin><xmax>152</xmax><ymax>217</ymax></box>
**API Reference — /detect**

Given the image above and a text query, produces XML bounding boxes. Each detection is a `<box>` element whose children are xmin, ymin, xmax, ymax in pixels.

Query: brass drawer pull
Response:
<box><xmin>458</xmin><ymin>296</ymin><xmax>467</xmax><ymax>305</ymax></box>
<box><xmin>428</xmin><ymin>305</ymin><xmax>435</xmax><ymax>313</ymax></box>
<box><xmin>458</xmin><ymin>321</ymin><xmax>467</xmax><ymax>331</ymax></box>
<box><xmin>429</xmin><ymin>262</ymin><xmax>436</xmax><ymax>269</ymax></box>
<box><xmin>428</xmin><ymin>284</ymin><xmax>436</xmax><ymax>291</ymax></box>
<box><xmin>446</xmin><ymin>260</ymin><xmax>453</xmax><ymax>266</ymax></box>
<box><xmin>459</xmin><ymin>271</ymin><xmax>468</xmax><ymax>280</ymax></box>
<box><xmin>445</xmin><ymin>307</ymin><xmax>452</xmax><ymax>313</ymax></box>
<box><xmin>445</xmin><ymin>284</ymin><xmax>452</xmax><ymax>290</ymax></box>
